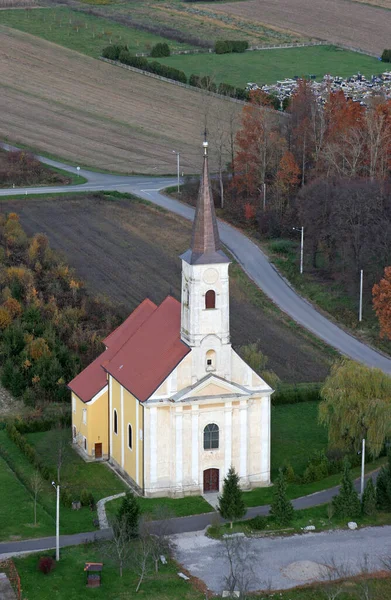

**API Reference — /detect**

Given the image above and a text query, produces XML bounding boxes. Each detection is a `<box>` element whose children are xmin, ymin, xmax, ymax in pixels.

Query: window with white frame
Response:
<box><xmin>72</xmin><ymin>396</ymin><xmax>76</xmax><ymax>413</ymax></box>
<box><xmin>83</xmin><ymin>437</ymin><xmax>87</xmax><ymax>451</ymax></box>
<box><xmin>82</xmin><ymin>408</ymin><xmax>87</xmax><ymax>425</ymax></box>
<box><xmin>114</xmin><ymin>409</ymin><xmax>118</xmax><ymax>435</ymax></box>
<box><xmin>204</xmin><ymin>423</ymin><xmax>219</xmax><ymax>450</ymax></box>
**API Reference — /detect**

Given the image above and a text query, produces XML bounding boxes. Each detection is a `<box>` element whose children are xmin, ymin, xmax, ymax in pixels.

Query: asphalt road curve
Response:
<box><xmin>1</xmin><ymin>145</ymin><xmax>391</xmax><ymax>374</ymax></box>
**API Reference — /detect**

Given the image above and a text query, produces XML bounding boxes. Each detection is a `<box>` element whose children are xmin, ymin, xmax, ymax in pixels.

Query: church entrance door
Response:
<box><xmin>203</xmin><ymin>468</ymin><xmax>219</xmax><ymax>493</ymax></box>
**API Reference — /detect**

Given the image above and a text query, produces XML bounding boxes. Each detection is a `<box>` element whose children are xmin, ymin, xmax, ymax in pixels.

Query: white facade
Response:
<box><xmin>143</xmin><ymin>219</ymin><xmax>273</xmax><ymax>497</ymax></box>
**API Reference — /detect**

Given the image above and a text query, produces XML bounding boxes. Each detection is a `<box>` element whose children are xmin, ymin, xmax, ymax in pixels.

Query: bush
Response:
<box><xmin>332</xmin><ymin>458</ymin><xmax>361</xmax><ymax>518</ymax></box>
<box><xmin>270</xmin><ymin>470</ymin><xmax>294</xmax><ymax>526</ymax></box>
<box><xmin>381</xmin><ymin>49</ymin><xmax>391</xmax><ymax>62</ymax></box>
<box><xmin>272</xmin><ymin>383</ymin><xmax>321</xmax><ymax>405</ymax></box>
<box><xmin>61</xmin><ymin>488</ymin><xmax>73</xmax><ymax>509</ymax></box>
<box><xmin>248</xmin><ymin>515</ymin><xmax>267</xmax><ymax>530</ymax></box>
<box><xmin>116</xmin><ymin>50</ymin><xmax>187</xmax><ymax>84</ymax></box>
<box><xmin>376</xmin><ymin>453</ymin><xmax>391</xmax><ymax>511</ymax></box>
<box><xmin>302</xmin><ymin>451</ymin><xmax>330</xmax><ymax>483</ymax></box>
<box><xmin>151</xmin><ymin>42</ymin><xmax>170</xmax><ymax>58</ymax></box>
<box><xmin>189</xmin><ymin>74</ymin><xmax>201</xmax><ymax>87</ymax></box>
<box><xmin>80</xmin><ymin>488</ymin><xmax>91</xmax><ymax>507</ymax></box>
<box><xmin>282</xmin><ymin>463</ymin><xmax>296</xmax><ymax>483</ymax></box>
<box><xmin>101</xmin><ymin>44</ymin><xmax>127</xmax><ymax>60</ymax></box>
<box><xmin>117</xmin><ymin>491</ymin><xmax>141</xmax><ymax>537</ymax></box>
<box><xmin>362</xmin><ymin>478</ymin><xmax>377</xmax><ymax>517</ymax></box>
<box><xmin>215</xmin><ymin>40</ymin><xmax>249</xmax><ymax>54</ymax></box>
<box><xmin>269</xmin><ymin>239</ymin><xmax>295</xmax><ymax>255</ymax></box>
<box><xmin>38</xmin><ymin>556</ymin><xmax>55</xmax><ymax>575</ymax></box>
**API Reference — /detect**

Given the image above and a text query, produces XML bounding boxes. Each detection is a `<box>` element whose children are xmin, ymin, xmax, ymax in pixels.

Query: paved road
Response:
<box><xmin>0</xmin><ymin>471</ymin><xmax>377</xmax><ymax>558</ymax></box>
<box><xmin>174</xmin><ymin>525</ymin><xmax>391</xmax><ymax>592</ymax></box>
<box><xmin>1</xmin><ymin>144</ymin><xmax>391</xmax><ymax>373</ymax></box>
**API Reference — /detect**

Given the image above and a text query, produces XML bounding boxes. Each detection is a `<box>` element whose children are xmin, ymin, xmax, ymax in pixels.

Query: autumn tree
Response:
<box><xmin>373</xmin><ymin>266</ymin><xmax>391</xmax><ymax>339</ymax></box>
<box><xmin>233</xmin><ymin>92</ymin><xmax>285</xmax><ymax>204</ymax></box>
<box><xmin>319</xmin><ymin>359</ymin><xmax>391</xmax><ymax>457</ymax></box>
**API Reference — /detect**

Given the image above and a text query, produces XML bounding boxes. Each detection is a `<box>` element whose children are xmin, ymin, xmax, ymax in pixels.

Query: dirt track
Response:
<box><xmin>0</xmin><ymin>26</ymin><xmax>240</xmax><ymax>174</ymax></box>
<box><xmin>0</xmin><ymin>194</ymin><xmax>330</xmax><ymax>382</ymax></box>
<box><xmin>206</xmin><ymin>0</ymin><xmax>390</xmax><ymax>54</ymax></box>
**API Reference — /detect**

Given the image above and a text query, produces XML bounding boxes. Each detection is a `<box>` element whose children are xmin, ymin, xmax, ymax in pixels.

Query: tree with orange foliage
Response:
<box><xmin>373</xmin><ymin>267</ymin><xmax>391</xmax><ymax>339</ymax></box>
<box><xmin>233</xmin><ymin>92</ymin><xmax>285</xmax><ymax>202</ymax></box>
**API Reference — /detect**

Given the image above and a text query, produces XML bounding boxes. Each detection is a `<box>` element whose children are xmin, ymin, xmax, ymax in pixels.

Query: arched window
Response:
<box><xmin>204</xmin><ymin>423</ymin><xmax>219</xmax><ymax>450</ymax></box>
<box><xmin>128</xmin><ymin>424</ymin><xmax>133</xmax><ymax>450</ymax></box>
<box><xmin>206</xmin><ymin>349</ymin><xmax>216</xmax><ymax>371</ymax></box>
<box><xmin>205</xmin><ymin>289</ymin><xmax>216</xmax><ymax>309</ymax></box>
<box><xmin>113</xmin><ymin>409</ymin><xmax>118</xmax><ymax>435</ymax></box>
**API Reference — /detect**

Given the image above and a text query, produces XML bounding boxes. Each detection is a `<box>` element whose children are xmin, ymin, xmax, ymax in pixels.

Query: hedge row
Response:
<box><xmin>102</xmin><ymin>45</ymin><xmax>249</xmax><ymax>101</ymax></box>
<box><xmin>6</xmin><ymin>425</ymin><xmax>93</xmax><ymax>509</ymax></box>
<box><xmin>381</xmin><ymin>49</ymin><xmax>391</xmax><ymax>63</ymax></box>
<box><xmin>215</xmin><ymin>40</ymin><xmax>249</xmax><ymax>54</ymax></box>
<box><xmin>188</xmin><ymin>74</ymin><xmax>249</xmax><ymax>100</ymax></box>
<box><xmin>272</xmin><ymin>382</ymin><xmax>321</xmax><ymax>405</ymax></box>
<box><xmin>118</xmin><ymin>50</ymin><xmax>187</xmax><ymax>83</ymax></box>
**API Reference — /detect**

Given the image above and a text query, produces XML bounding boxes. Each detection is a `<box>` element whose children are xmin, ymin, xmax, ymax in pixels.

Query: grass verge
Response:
<box><xmin>0</xmin><ymin>455</ymin><xmax>54</xmax><ymax>542</ymax></box>
<box><xmin>208</xmin><ymin>503</ymin><xmax>391</xmax><ymax>538</ymax></box>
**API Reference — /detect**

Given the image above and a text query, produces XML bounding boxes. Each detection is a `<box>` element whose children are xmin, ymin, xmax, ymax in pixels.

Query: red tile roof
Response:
<box><xmin>68</xmin><ymin>299</ymin><xmax>157</xmax><ymax>402</ymax></box>
<box><xmin>68</xmin><ymin>296</ymin><xmax>190</xmax><ymax>404</ymax></box>
<box><xmin>104</xmin><ymin>296</ymin><xmax>191</xmax><ymax>402</ymax></box>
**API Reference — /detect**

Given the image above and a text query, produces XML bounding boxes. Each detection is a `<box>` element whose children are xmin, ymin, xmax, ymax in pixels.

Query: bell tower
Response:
<box><xmin>180</xmin><ymin>140</ymin><xmax>231</xmax><ymax>379</ymax></box>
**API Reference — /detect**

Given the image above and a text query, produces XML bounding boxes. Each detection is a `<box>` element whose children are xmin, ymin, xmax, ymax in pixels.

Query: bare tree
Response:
<box><xmin>148</xmin><ymin>506</ymin><xmax>175</xmax><ymax>573</ymax></box>
<box><xmin>132</xmin><ymin>517</ymin><xmax>154</xmax><ymax>592</ymax></box>
<box><xmin>30</xmin><ymin>470</ymin><xmax>43</xmax><ymax>526</ymax></box>
<box><xmin>220</xmin><ymin>536</ymin><xmax>258</xmax><ymax>598</ymax></box>
<box><xmin>100</xmin><ymin>515</ymin><xmax>133</xmax><ymax>577</ymax></box>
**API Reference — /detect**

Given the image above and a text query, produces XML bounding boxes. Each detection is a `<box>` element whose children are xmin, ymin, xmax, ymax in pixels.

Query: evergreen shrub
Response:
<box><xmin>117</xmin><ymin>491</ymin><xmax>141</xmax><ymax>537</ymax></box>
<box><xmin>332</xmin><ymin>458</ymin><xmax>361</xmax><ymax>518</ymax></box>
<box><xmin>362</xmin><ymin>478</ymin><xmax>377</xmax><ymax>516</ymax></box>
<box><xmin>102</xmin><ymin>44</ymin><xmax>127</xmax><ymax>60</ymax></box>
<box><xmin>151</xmin><ymin>42</ymin><xmax>170</xmax><ymax>58</ymax></box>
<box><xmin>270</xmin><ymin>469</ymin><xmax>294</xmax><ymax>525</ymax></box>
<box><xmin>218</xmin><ymin>466</ymin><xmax>246</xmax><ymax>528</ymax></box>
<box><xmin>381</xmin><ymin>49</ymin><xmax>391</xmax><ymax>62</ymax></box>
<box><xmin>215</xmin><ymin>40</ymin><xmax>249</xmax><ymax>54</ymax></box>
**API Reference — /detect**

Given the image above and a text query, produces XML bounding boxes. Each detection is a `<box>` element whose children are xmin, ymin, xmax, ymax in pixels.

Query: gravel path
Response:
<box><xmin>173</xmin><ymin>526</ymin><xmax>391</xmax><ymax>593</ymax></box>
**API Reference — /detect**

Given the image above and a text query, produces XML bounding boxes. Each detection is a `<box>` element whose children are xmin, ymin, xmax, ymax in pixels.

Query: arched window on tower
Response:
<box><xmin>204</xmin><ymin>423</ymin><xmax>219</xmax><ymax>450</ymax></box>
<box><xmin>206</xmin><ymin>349</ymin><xmax>216</xmax><ymax>371</ymax></box>
<box><xmin>205</xmin><ymin>289</ymin><xmax>216</xmax><ymax>309</ymax></box>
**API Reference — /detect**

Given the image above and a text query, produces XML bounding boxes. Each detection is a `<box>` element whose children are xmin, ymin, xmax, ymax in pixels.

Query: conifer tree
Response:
<box><xmin>218</xmin><ymin>466</ymin><xmax>246</xmax><ymax>528</ymax></box>
<box><xmin>117</xmin><ymin>491</ymin><xmax>141</xmax><ymax>538</ymax></box>
<box><xmin>270</xmin><ymin>469</ymin><xmax>294</xmax><ymax>526</ymax></box>
<box><xmin>376</xmin><ymin>452</ymin><xmax>391</xmax><ymax>511</ymax></box>
<box><xmin>362</xmin><ymin>477</ymin><xmax>377</xmax><ymax>517</ymax></box>
<box><xmin>332</xmin><ymin>458</ymin><xmax>361</xmax><ymax>518</ymax></box>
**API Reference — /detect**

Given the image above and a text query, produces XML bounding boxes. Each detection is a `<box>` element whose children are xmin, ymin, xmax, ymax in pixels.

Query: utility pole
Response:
<box><xmin>360</xmin><ymin>438</ymin><xmax>366</xmax><ymax>499</ymax></box>
<box><xmin>172</xmin><ymin>151</ymin><xmax>180</xmax><ymax>194</ymax></box>
<box><xmin>293</xmin><ymin>226</ymin><xmax>304</xmax><ymax>274</ymax></box>
<box><xmin>359</xmin><ymin>269</ymin><xmax>363</xmax><ymax>322</ymax></box>
<box><xmin>52</xmin><ymin>481</ymin><xmax>60</xmax><ymax>561</ymax></box>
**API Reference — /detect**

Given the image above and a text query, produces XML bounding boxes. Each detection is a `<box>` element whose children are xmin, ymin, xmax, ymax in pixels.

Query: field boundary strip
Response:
<box><xmin>100</xmin><ymin>57</ymin><xmax>287</xmax><ymax>118</ymax></box>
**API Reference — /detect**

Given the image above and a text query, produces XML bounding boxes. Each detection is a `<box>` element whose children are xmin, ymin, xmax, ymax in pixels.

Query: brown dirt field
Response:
<box><xmin>205</xmin><ymin>0</ymin><xmax>390</xmax><ymax>54</ymax></box>
<box><xmin>0</xmin><ymin>193</ymin><xmax>331</xmax><ymax>382</ymax></box>
<box><xmin>0</xmin><ymin>26</ymin><xmax>241</xmax><ymax>174</ymax></box>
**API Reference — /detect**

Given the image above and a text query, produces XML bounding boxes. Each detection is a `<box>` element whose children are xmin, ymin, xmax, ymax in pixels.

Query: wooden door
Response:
<box><xmin>203</xmin><ymin>468</ymin><xmax>219</xmax><ymax>493</ymax></box>
<box><xmin>95</xmin><ymin>443</ymin><xmax>102</xmax><ymax>459</ymax></box>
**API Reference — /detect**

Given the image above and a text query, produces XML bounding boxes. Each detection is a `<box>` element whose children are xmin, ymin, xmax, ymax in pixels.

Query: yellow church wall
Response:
<box><xmin>72</xmin><ymin>389</ymin><xmax>108</xmax><ymax>458</ymax></box>
<box><xmin>110</xmin><ymin>377</ymin><xmax>122</xmax><ymax>466</ymax></box>
<box><xmin>123</xmin><ymin>388</ymin><xmax>145</xmax><ymax>487</ymax></box>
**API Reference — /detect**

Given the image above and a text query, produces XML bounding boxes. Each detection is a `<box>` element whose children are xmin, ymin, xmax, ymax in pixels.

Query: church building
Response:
<box><xmin>69</xmin><ymin>141</ymin><xmax>272</xmax><ymax>497</ymax></box>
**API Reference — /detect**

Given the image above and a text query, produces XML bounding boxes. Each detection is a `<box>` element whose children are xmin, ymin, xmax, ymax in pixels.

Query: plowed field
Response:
<box><xmin>0</xmin><ymin>26</ymin><xmax>240</xmax><ymax>174</ymax></box>
<box><xmin>205</xmin><ymin>0</ymin><xmax>390</xmax><ymax>55</ymax></box>
<box><xmin>0</xmin><ymin>193</ymin><xmax>331</xmax><ymax>382</ymax></box>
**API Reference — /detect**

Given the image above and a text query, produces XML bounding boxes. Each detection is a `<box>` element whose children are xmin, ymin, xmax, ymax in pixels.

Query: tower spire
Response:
<box><xmin>189</xmin><ymin>138</ymin><xmax>228</xmax><ymax>265</ymax></box>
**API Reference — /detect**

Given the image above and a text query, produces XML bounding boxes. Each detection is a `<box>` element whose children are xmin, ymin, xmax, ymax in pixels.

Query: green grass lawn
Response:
<box><xmin>14</xmin><ymin>542</ymin><xmax>205</xmax><ymax>600</ymax></box>
<box><xmin>271</xmin><ymin>400</ymin><xmax>328</xmax><ymax>479</ymax></box>
<box><xmin>0</xmin><ymin>430</ymin><xmax>121</xmax><ymax>539</ymax></box>
<box><xmin>154</xmin><ymin>45</ymin><xmax>382</xmax><ymax>87</ymax></box>
<box><xmin>0</xmin><ymin>7</ymin><xmax>193</xmax><ymax>58</ymax></box>
<box><xmin>0</xmin><ymin>455</ymin><xmax>55</xmax><ymax>541</ymax></box>
<box><xmin>26</xmin><ymin>429</ymin><xmax>127</xmax><ymax>500</ymax></box>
